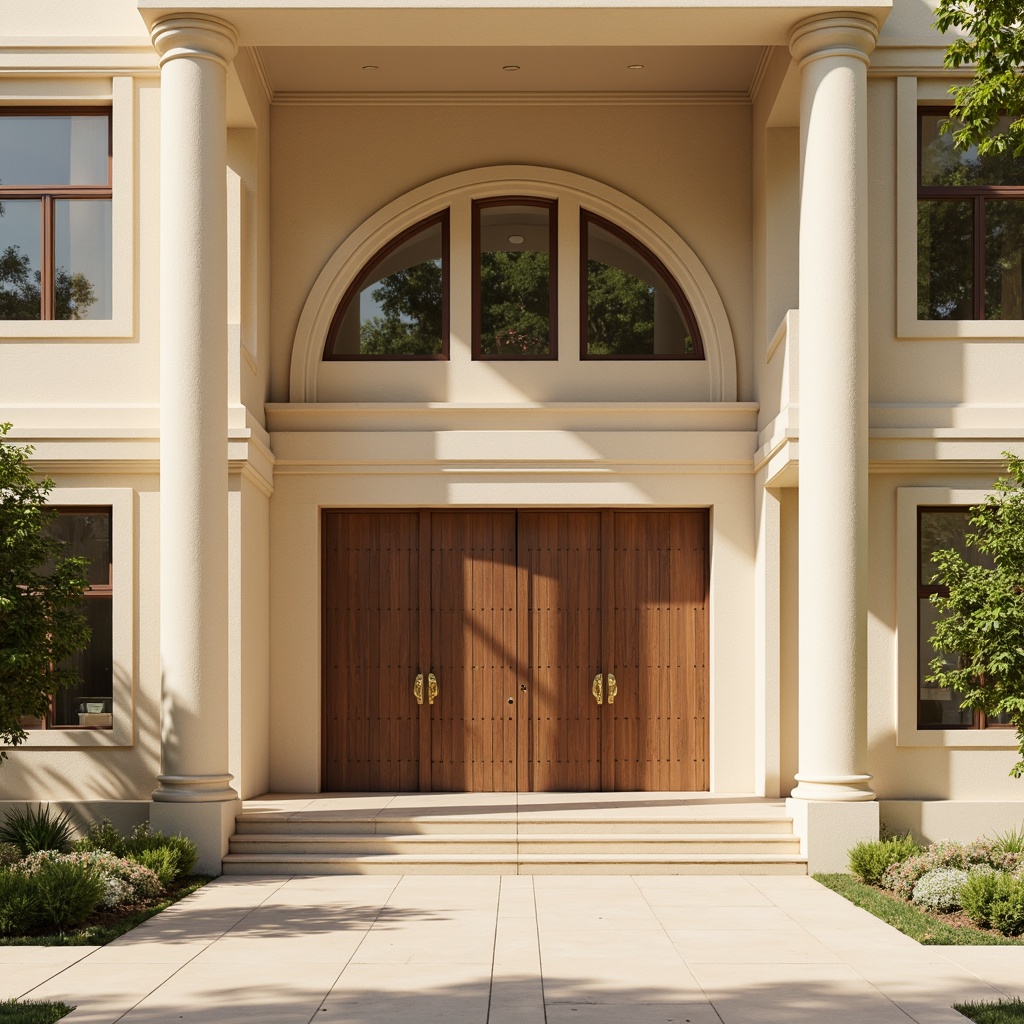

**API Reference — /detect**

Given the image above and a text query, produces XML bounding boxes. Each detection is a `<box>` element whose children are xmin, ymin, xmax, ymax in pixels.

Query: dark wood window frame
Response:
<box><xmin>916</xmin><ymin>505</ymin><xmax>1011</xmax><ymax>730</ymax></box>
<box><xmin>323</xmin><ymin>210</ymin><xmax>451</xmax><ymax>361</ymax></box>
<box><xmin>0</xmin><ymin>107</ymin><xmax>113</xmax><ymax>321</ymax></box>
<box><xmin>918</xmin><ymin>106</ymin><xmax>1024</xmax><ymax>321</ymax></box>
<box><xmin>580</xmin><ymin>209</ymin><xmax>705</xmax><ymax>361</ymax></box>
<box><xmin>25</xmin><ymin>505</ymin><xmax>113</xmax><ymax>731</ymax></box>
<box><xmin>472</xmin><ymin>196</ymin><xmax>558</xmax><ymax>361</ymax></box>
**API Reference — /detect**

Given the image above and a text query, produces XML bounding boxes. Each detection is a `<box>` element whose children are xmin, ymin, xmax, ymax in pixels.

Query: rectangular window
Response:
<box><xmin>0</xmin><ymin>109</ymin><xmax>112</xmax><ymax>321</ymax></box>
<box><xmin>917</xmin><ymin>507</ymin><xmax>1011</xmax><ymax>729</ymax></box>
<box><xmin>918</xmin><ymin>109</ymin><xmax>1024</xmax><ymax>320</ymax></box>
<box><xmin>26</xmin><ymin>508</ymin><xmax>113</xmax><ymax>730</ymax></box>
<box><xmin>472</xmin><ymin>197</ymin><xmax>557</xmax><ymax>360</ymax></box>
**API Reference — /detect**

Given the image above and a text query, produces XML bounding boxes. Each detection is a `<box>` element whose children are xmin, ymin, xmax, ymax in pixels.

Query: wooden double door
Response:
<box><xmin>322</xmin><ymin>509</ymin><xmax>708</xmax><ymax>792</ymax></box>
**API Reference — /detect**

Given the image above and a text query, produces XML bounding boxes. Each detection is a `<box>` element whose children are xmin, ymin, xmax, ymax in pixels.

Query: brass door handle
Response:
<box><xmin>414</xmin><ymin>673</ymin><xmax>424</xmax><ymax>705</ymax></box>
<box><xmin>428</xmin><ymin>672</ymin><xmax>439</xmax><ymax>705</ymax></box>
<box><xmin>592</xmin><ymin>673</ymin><xmax>604</xmax><ymax>705</ymax></box>
<box><xmin>607</xmin><ymin>672</ymin><xmax>618</xmax><ymax>705</ymax></box>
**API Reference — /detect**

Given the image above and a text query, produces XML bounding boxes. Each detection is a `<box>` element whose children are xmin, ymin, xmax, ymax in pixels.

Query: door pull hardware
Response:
<box><xmin>428</xmin><ymin>672</ymin><xmax>439</xmax><ymax>705</ymax></box>
<box><xmin>413</xmin><ymin>674</ymin><xmax>424</xmax><ymax>706</ymax></box>
<box><xmin>592</xmin><ymin>673</ymin><xmax>604</xmax><ymax>705</ymax></box>
<box><xmin>606</xmin><ymin>673</ymin><xmax>618</xmax><ymax>705</ymax></box>
<box><xmin>507</xmin><ymin>697</ymin><xmax>514</xmax><ymax>705</ymax></box>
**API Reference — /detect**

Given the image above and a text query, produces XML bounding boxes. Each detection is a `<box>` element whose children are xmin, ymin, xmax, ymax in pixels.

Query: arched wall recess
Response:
<box><xmin>289</xmin><ymin>165</ymin><xmax>737</xmax><ymax>403</ymax></box>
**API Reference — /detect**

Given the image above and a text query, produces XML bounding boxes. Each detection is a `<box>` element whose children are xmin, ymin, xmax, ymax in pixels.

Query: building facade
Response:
<box><xmin>2</xmin><ymin>0</ymin><xmax>1023</xmax><ymax>872</ymax></box>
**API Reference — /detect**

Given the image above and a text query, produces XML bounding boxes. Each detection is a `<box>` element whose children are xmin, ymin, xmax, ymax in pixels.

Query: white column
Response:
<box><xmin>789</xmin><ymin>14</ymin><xmax>877</xmax><ymax>807</ymax></box>
<box><xmin>150</xmin><ymin>14</ymin><xmax>240</xmax><ymax>872</ymax></box>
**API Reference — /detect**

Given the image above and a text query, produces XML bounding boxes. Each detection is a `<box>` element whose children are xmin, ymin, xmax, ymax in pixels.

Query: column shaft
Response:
<box><xmin>154</xmin><ymin>16</ymin><xmax>238</xmax><ymax>804</ymax></box>
<box><xmin>790</xmin><ymin>14</ymin><xmax>877</xmax><ymax>802</ymax></box>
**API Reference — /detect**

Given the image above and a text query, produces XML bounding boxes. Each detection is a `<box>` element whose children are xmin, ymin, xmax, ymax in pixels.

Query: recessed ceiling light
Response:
<box><xmin>362</xmin><ymin>65</ymin><xmax>379</xmax><ymax>71</ymax></box>
<box><xmin>508</xmin><ymin>234</ymin><xmax>525</xmax><ymax>245</ymax></box>
<box><xmin>627</xmin><ymin>64</ymin><xmax>645</xmax><ymax>70</ymax></box>
<box><xmin>502</xmin><ymin>65</ymin><xmax>521</xmax><ymax>72</ymax></box>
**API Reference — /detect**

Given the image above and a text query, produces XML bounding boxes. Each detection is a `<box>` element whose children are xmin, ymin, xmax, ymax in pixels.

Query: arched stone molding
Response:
<box><xmin>289</xmin><ymin>165</ymin><xmax>738</xmax><ymax>403</ymax></box>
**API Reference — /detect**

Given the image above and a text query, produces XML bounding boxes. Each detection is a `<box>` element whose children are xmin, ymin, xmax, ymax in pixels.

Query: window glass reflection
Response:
<box><xmin>0</xmin><ymin>115</ymin><xmax>108</xmax><ymax>187</ymax></box>
<box><xmin>54</xmin><ymin>199</ymin><xmax>112</xmax><ymax>320</ymax></box>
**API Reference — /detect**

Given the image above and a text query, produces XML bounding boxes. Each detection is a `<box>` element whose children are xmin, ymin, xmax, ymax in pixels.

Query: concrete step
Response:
<box><xmin>232</xmin><ymin>815</ymin><xmax>796</xmax><ymax>837</ymax></box>
<box><xmin>228</xmin><ymin>832</ymin><xmax>802</xmax><ymax>856</ymax></box>
<box><xmin>221</xmin><ymin>850</ymin><xmax>808</xmax><ymax>876</ymax></box>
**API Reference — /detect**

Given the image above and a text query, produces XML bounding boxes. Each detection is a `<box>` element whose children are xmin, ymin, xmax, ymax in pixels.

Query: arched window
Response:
<box><xmin>323</xmin><ymin>212</ymin><xmax>449</xmax><ymax>360</ymax></box>
<box><xmin>321</xmin><ymin>204</ymin><xmax>705</xmax><ymax>363</ymax></box>
<box><xmin>581</xmin><ymin>210</ymin><xmax>704</xmax><ymax>360</ymax></box>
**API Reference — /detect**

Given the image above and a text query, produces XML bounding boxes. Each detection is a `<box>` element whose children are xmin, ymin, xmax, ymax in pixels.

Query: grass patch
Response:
<box><xmin>954</xmin><ymin>998</ymin><xmax>1024</xmax><ymax>1024</ymax></box>
<box><xmin>814</xmin><ymin>873</ymin><xmax>1024</xmax><ymax>945</ymax></box>
<box><xmin>0</xmin><ymin>999</ymin><xmax>73</xmax><ymax>1023</ymax></box>
<box><xmin>0</xmin><ymin>875</ymin><xmax>212</xmax><ymax>947</ymax></box>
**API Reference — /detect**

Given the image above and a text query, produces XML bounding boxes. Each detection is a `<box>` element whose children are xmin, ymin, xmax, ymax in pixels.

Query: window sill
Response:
<box><xmin>895</xmin><ymin>727</ymin><xmax>1019</xmax><ymax>749</ymax></box>
<box><xmin>0</xmin><ymin>317</ymin><xmax>132</xmax><ymax>340</ymax></box>
<box><xmin>4</xmin><ymin>727</ymin><xmax>129</xmax><ymax>750</ymax></box>
<box><xmin>896</xmin><ymin>318</ymin><xmax>1024</xmax><ymax>341</ymax></box>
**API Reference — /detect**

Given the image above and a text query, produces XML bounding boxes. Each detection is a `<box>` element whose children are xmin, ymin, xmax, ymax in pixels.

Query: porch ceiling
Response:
<box><xmin>258</xmin><ymin>44</ymin><xmax>765</xmax><ymax>95</ymax></box>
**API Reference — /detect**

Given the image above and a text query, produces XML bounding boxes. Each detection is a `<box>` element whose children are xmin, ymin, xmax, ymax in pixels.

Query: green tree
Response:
<box><xmin>359</xmin><ymin>260</ymin><xmax>443</xmax><ymax>356</ymax></box>
<box><xmin>586</xmin><ymin>263</ymin><xmax>657</xmax><ymax>355</ymax></box>
<box><xmin>0</xmin><ymin>423</ymin><xmax>91</xmax><ymax>759</ymax></box>
<box><xmin>928</xmin><ymin>453</ymin><xmax>1024</xmax><ymax>775</ymax></box>
<box><xmin>479</xmin><ymin>251</ymin><xmax>551</xmax><ymax>356</ymax></box>
<box><xmin>934</xmin><ymin>0</ymin><xmax>1024</xmax><ymax>155</ymax></box>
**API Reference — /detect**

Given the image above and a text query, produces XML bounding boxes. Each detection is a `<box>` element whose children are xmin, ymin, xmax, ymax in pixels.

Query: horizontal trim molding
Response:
<box><xmin>272</xmin><ymin>89</ymin><xmax>752</xmax><ymax>106</ymax></box>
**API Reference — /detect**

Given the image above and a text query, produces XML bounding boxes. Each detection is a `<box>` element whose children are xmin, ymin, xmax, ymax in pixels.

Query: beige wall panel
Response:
<box><xmin>268</xmin><ymin>466</ymin><xmax>757</xmax><ymax>794</ymax></box>
<box><xmin>269</xmin><ymin>102</ymin><xmax>753</xmax><ymax>404</ymax></box>
<box><xmin>779</xmin><ymin>487</ymin><xmax>799</xmax><ymax>795</ymax></box>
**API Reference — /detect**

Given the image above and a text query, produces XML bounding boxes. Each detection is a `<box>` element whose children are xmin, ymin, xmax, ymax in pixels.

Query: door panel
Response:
<box><xmin>323</xmin><ymin>511</ymin><xmax>422</xmax><ymax>791</ymax></box>
<box><xmin>605</xmin><ymin>510</ymin><xmax>709</xmax><ymax>791</ymax></box>
<box><xmin>430</xmin><ymin>512</ymin><xmax>518</xmax><ymax>792</ymax></box>
<box><xmin>519</xmin><ymin>511</ymin><xmax>603</xmax><ymax>791</ymax></box>
<box><xmin>323</xmin><ymin>508</ymin><xmax>709</xmax><ymax>793</ymax></box>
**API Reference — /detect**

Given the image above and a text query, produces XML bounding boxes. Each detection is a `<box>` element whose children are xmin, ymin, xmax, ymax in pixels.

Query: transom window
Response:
<box><xmin>322</xmin><ymin>200</ymin><xmax>704</xmax><ymax>363</ymax></box>
<box><xmin>917</xmin><ymin>507</ymin><xmax>1011</xmax><ymax>730</ymax></box>
<box><xmin>0</xmin><ymin>109</ymin><xmax>112</xmax><ymax>321</ymax></box>
<box><xmin>918</xmin><ymin>109</ymin><xmax>1024</xmax><ymax>321</ymax></box>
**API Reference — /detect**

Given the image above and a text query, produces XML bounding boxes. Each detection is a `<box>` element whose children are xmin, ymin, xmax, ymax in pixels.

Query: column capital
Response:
<box><xmin>150</xmin><ymin>13</ymin><xmax>238</xmax><ymax>69</ymax></box>
<box><xmin>789</xmin><ymin>12</ymin><xmax>879</xmax><ymax>68</ymax></box>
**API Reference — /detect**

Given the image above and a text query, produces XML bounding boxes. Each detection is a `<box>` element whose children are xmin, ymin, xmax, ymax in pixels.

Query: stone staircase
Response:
<box><xmin>222</xmin><ymin>802</ymin><xmax>806</xmax><ymax>875</ymax></box>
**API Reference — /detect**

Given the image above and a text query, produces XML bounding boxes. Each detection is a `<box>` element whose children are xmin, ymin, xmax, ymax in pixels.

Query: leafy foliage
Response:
<box><xmin>479</xmin><ymin>251</ymin><xmax>551</xmax><ymax>356</ymax></box>
<box><xmin>912</xmin><ymin>866</ymin><xmax>971</xmax><ymax>912</ymax></box>
<box><xmin>994</xmin><ymin>824</ymin><xmax>1024</xmax><ymax>854</ymax></box>
<box><xmin>963</xmin><ymin>867</ymin><xmax>1006</xmax><ymax>927</ymax></box>
<box><xmin>0</xmin><ymin>425</ymin><xmax>91</xmax><ymax>756</ymax></box>
<box><xmin>934</xmin><ymin>0</ymin><xmax>1024</xmax><ymax>156</ymax></box>
<box><xmin>0</xmin><ymin>806</ymin><xmax>75</xmax><ymax>856</ymax></box>
<box><xmin>20</xmin><ymin>851</ymin><xmax>162</xmax><ymax>909</ymax></box>
<box><xmin>881</xmin><ymin>838</ymin><xmax>1022</xmax><ymax>899</ymax></box>
<box><xmin>26</xmin><ymin>859</ymin><xmax>105</xmax><ymax>931</ymax></box>
<box><xmin>990</xmin><ymin>873</ymin><xmax>1024</xmax><ymax>935</ymax></box>
<box><xmin>73</xmin><ymin>819</ymin><xmax>197</xmax><ymax>884</ymax></box>
<box><xmin>927</xmin><ymin>454</ymin><xmax>1024</xmax><ymax>775</ymax></box>
<box><xmin>0</xmin><ymin>870</ymin><xmax>36</xmax><ymax>936</ymax></box>
<box><xmin>848</xmin><ymin>833</ymin><xmax>921</xmax><ymax>884</ymax></box>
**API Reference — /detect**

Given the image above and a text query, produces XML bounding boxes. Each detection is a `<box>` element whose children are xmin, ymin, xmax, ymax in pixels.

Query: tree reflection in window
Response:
<box><xmin>582</xmin><ymin>212</ymin><xmax>703</xmax><ymax>359</ymax></box>
<box><xmin>324</xmin><ymin>212</ymin><xmax>449</xmax><ymax>359</ymax></box>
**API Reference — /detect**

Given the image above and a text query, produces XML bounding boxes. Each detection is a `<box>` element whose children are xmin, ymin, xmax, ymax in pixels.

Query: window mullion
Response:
<box><xmin>41</xmin><ymin>194</ymin><xmax>55</xmax><ymax>320</ymax></box>
<box><xmin>974</xmin><ymin>194</ymin><xmax>985</xmax><ymax>320</ymax></box>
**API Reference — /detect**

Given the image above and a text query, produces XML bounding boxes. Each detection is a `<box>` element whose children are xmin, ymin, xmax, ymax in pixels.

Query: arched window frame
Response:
<box><xmin>291</xmin><ymin>166</ymin><xmax>737</xmax><ymax>403</ymax></box>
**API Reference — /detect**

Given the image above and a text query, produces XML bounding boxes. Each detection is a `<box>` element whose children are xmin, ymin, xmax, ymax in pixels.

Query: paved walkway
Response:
<box><xmin>2</xmin><ymin>874</ymin><xmax>1022</xmax><ymax>1023</ymax></box>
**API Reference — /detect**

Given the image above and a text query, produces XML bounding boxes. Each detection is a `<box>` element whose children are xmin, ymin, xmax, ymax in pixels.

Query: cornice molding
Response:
<box><xmin>271</xmin><ymin>89</ymin><xmax>751</xmax><ymax>107</ymax></box>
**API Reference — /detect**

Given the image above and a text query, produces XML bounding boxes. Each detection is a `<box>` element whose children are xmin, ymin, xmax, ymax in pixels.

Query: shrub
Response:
<box><xmin>0</xmin><ymin>842</ymin><xmax>22</xmax><ymax>868</ymax></box>
<box><xmin>990</xmin><ymin>875</ymin><xmax>1024</xmax><ymax>937</ymax></box>
<box><xmin>881</xmin><ymin>839</ymin><xmax>1020</xmax><ymax>900</ymax></box>
<box><xmin>849</xmin><ymin>834</ymin><xmax>921</xmax><ymax>884</ymax></box>
<box><xmin>123</xmin><ymin>824</ymin><xmax>198</xmax><ymax>883</ymax></box>
<box><xmin>0</xmin><ymin>805</ymin><xmax>75</xmax><ymax>856</ymax></box>
<box><xmin>30</xmin><ymin>859</ymin><xmax>105</xmax><ymax>930</ymax></box>
<box><xmin>0</xmin><ymin>868</ymin><xmax>36</xmax><ymax>935</ymax></box>
<box><xmin>20</xmin><ymin>851</ymin><xmax>162</xmax><ymax>909</ymax></box>
<box><xmin>912</xmin><ymin>867</ymin><xmax>970</xmax><ymax>912</ymax></box>
<box><xmin>131</xmin><ymin>848</ymin><xmax>180</xmax><ymax>888</ymax></box>
<box><xmin>963</xmin><ymin>869</ymin><xmax>1004</xmax><ymax>927</ymax></box>
<box><xmin>73</xmin><ymin>818</ymin><xmax>126</xmax><ymax>858</ymax></box>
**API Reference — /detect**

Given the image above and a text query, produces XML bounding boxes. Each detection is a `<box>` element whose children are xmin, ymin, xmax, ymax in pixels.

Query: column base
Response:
<box><xmin>790</xmin><ymin>772</ymin><xmax>875</xmax><ymax>802</ymax></box>
<box><xmin>787</xmin><ymin>797</ymin><xmax>879</xmax><ymax>873</ymax></box>
<box><xmin>152</xmin><ymin>773</ymin><xmax>238</xmax><ymax>803</ymax></box>
<box><xmin>150</xmin><ymin>797</ymin><xmax>241</xmax><ymax>876</ymax></box>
